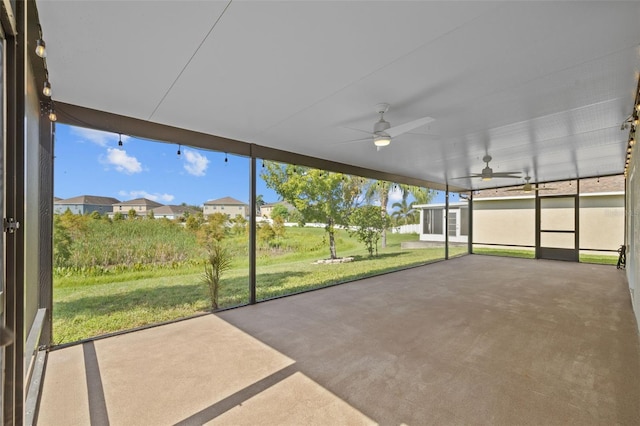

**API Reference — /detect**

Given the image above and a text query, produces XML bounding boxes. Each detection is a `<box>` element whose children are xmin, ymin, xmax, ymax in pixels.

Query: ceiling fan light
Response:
<box><xmin>374</xmin><ymin>135</ymin><xmax>391</xmax><ymax>147</ymax></box>
<box><xmin>481</xmin><ymin>176</ymin><xmax>492</xmax><ymax>181</ymax></box>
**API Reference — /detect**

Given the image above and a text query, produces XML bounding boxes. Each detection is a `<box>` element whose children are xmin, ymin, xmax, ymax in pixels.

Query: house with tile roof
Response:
<box><xmin>54</xmin><ymin>195</ymin><xmax>121</xmax><ymax>215</ymax></box>
<box><xmin>203</xmin><ymin>196</ymin><xmax>249</xmax><ymax>219</ymax></box>
<box><xmin>112</xmin><ymin>198</ymin><xmax>163</xmax><ymax>217</ymax></box>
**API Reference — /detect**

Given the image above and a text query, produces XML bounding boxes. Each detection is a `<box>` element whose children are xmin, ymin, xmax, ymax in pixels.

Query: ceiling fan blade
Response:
<box><xmin>387</xmin><ymin>116</ymin><xmax>435</xmax><ymax>138</ymax></box>
<box><xmin>333</xmin><ymin>137</ymin><xmax>371</xmax><ymax>145</ymax></box>
<box><xmin>451</xmin><ymin>174</ymin><xmax>482</xmax><ymax>179</ymax></box>
<box><xmin>342</xmin><ymin>126</ymin><xmax>375</xmax><ymax>136</ymax></box>
<box><xmin>490</xmin><ymin>174</ymin><xmax>523</xmax><ymax>179</ymax></box>
<box><xmin>492</xmin><ymin>172</ymin><xmax>522</xmax><ymax>177</ymax></box>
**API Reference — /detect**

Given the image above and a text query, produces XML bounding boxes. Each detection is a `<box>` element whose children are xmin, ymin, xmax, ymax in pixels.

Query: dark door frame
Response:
<box><xmin>535</xmin><ymin>188</ymin><xmax>580</xmax><ymax>262</ymax></box>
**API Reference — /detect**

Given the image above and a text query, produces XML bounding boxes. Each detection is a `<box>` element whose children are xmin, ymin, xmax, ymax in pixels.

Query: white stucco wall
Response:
<box><xmin>472</xmin><ymin>198</ymin><xmax>536</xmax><ymax>246</ymax></box>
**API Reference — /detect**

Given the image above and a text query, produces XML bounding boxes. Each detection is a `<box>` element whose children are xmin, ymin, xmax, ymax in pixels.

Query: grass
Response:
<box><xmin>53</xmin><ymin>228</ymin><xmax>466</xmax><ymax>344</ymax></box>
<box><xmin>473</xmin><ymin>247</ymin><xmax>618</xmax><ymax>265</ymax></box>
<box><xmin>473</xmin><ymin>247</ymin><xmax>535</xmax><ymax>259</ymax></box>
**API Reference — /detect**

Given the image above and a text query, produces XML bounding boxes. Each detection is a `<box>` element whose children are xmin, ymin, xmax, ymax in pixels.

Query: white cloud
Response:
<box><xmin>104</xmin><ymin>148</ymin><xmax>143</xmax><ymax>174</ymax></box>
<box><xmin>183</xmin><ymin>149</ymin><xmax>209</xmax><ymax>176</ymax></box>
<box><xmin>118</xmin><ymin>190</ymin><xmax>174</xmax><ymax>203</ymax></box>
<box><xmin>388</xmin><ymin>186</ymin><xmax>403</xmax><ymax>203</ymax></box>
<box><xmin>72</xmin><ymin>127</ymin><xmax>130</xmax><ymax>147</ymax></box>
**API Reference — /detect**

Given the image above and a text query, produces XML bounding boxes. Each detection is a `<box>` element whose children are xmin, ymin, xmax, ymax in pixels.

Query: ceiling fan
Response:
<box><xmin>342</xmin><ymin>103</ymin><xmax>435</xmax><ymax>149</ymax></box>
<box><xmin>506</xmin><ymin>176</ymin><xmax>555</xmax><ymax>192</ymax></box>
<box><xmin>455</xmin><ymin>155</ymin><xmax>522</xmax><ymax>181</ymax></box>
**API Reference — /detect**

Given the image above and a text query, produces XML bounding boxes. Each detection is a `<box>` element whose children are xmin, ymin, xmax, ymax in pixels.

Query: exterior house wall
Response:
<box><xmin>54</xmin><ymin>203</ymin><xmax>113</xmax><ymax>215</ymax></box>
<box><xmin>626</xmin><ymin>164</ymin><xmax>640</xmax><ymax>333</ymax></box>
<box><xmin>580</xmin><ymin>194</ymin><xmax>624</xmax><ymax>250</ymax></box>
<box><xmin>261</xmin><ymin>205</ymin><xmax>274</xmax><ymax>218</ymax></box>
<box><xmin>471</xmin><ymin>194</ymin><xmax>624</xmax><ymax>250</ymax></box>
<box><xmin>472</xmin><ymin>198</ymin><xmax>536</xmax><ymax>246</ymax></box>
<box><xmin>204</xmin><ymin>204</ymin><xmax>248</xmax><ymax>218</ymax></box>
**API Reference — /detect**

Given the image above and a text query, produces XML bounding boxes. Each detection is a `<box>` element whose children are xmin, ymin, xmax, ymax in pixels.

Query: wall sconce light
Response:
<box><xmin>48</xmin><ymin>106</ymin><xmax>57</xmax><ymax>122</ymax></box>
<box><xmin>35</xmin><ymin>39</ymin><xmax>46</xmax><ymax>58</ymax></box>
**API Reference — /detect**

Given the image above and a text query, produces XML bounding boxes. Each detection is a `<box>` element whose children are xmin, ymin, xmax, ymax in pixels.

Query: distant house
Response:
<box><xmin>54</xmin><ymin>195</ymin><xmax>120</xmax><ymax>215</ymax></box>
<box><xmin>112</xmin><ymin>198</ymin><xmax>163</xmax><ymax>217</ymax></box>
<box><xmin>148</xmin><ymin>205</ymin><xmax>199</xmax><ymax>220</ymax></box>
<box><xmin>260</xmin><ymin>201</ymin><xmax>294</xmax><ymax>219</ymax></box>
<box><xmin>203</xmin><ymin>196</ymin><xmax>248</xmax><ymax>219</ymax></box>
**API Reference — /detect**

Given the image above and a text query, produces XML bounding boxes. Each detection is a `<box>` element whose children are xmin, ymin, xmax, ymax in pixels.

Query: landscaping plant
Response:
<box><xmin>202</xmin><ymin>242</ymin><xmax>233</xmax><ymax>309</ymax></box>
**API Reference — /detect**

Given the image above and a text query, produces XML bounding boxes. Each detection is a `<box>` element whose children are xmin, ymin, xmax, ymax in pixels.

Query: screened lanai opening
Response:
<box><xmin>53</xmin><ymin>124</ymin><xmax>471</xmax><ymax>344</ymax></box>
<box><xmin>471</xmin><ymin>176</ymin><xmax>624</xmax><ymax>264</ymax></box>
<box><xmin>53</xmin><ymin>125</ymin><xmax>253</xmax><ymax>344</ymax></box>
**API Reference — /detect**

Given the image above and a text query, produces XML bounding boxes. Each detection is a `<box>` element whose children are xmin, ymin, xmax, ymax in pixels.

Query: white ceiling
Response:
<box><xmin>36</xmin><ymin>1</ymin><xmax>640</xmax><ymax>190</ymax></box>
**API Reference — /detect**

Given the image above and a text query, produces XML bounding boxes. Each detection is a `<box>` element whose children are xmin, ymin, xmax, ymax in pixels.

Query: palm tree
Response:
<box><xmin>391</xmin><ymin>198</ymin><xmax>414</xmax><ymax>225</ymax></box>
<box><xmin>255</xmin><ymin>194</ymin><xmax>265</xmax><ymax>215</ymax></box>
<box><xmin>364</xmin><ymin>181</ymin><xmax>392</xmax><ymax>248</ymax></box>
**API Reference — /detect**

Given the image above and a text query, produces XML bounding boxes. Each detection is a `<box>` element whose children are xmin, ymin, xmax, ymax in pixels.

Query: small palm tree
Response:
<box><xmin>202</xmin><ymin>243</ymin><xmax>232</xmax><ymax>309</ymax></box>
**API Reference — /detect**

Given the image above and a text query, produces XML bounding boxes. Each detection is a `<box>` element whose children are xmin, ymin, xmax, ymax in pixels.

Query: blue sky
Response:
<box><xmin>54</xmin><ymin>124</ymin><xmax>452</xmax><ymax>207</ymax></box>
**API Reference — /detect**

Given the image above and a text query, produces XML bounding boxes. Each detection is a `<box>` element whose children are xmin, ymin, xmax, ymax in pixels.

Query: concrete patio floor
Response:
<box><xmin>37</xmin><ymin>255</ymin><xmax>640</xmax><ymax>425</ymax></box>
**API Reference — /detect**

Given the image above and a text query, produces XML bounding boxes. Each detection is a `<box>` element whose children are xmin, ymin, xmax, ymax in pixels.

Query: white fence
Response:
<box><xmin>391</xmin><ymin>224</ymin><xmax>421</xmax><ymax>234</ymax></box>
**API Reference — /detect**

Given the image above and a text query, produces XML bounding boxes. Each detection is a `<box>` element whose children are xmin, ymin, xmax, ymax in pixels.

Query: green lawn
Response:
<box><xmin>473</xmin><ymin>247</ymin><xmax>618</xmax><ymax>265</ymax></box>
<box><xmin>53</xmin><ymin>230</ymin><xmax>466</xmax><ymax>344</ymax></box>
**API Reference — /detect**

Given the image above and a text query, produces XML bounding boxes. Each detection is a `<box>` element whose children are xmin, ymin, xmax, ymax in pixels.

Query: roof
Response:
<box><xmin>148</xmin><ymin>205</ymin><xmax>199</xmax><ymax>216</ymax></box>
<box><xmin>204</xmin><ymin>197</ymin><xmax>247</xmax><ymax>206</ymax></box>
<box><xmin>114</xmin><ymin>198</ymin><xmax>163</xmax><ymax>208</ymax></box>
<box><xmin>55</xmin><ymin>195</ymin><xmax>120</xmax><ymax>205</ymax></box>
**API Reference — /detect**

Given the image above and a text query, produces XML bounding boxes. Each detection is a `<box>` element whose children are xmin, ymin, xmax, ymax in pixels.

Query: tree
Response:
<box><xmin>230</xmin><ymin>214</ymin><xmax>248</xmax><ymax>236</ymax></box>
<box><xmin>262</xmin><ymin>163</ymin><xmax>360</xmax><ymax>259</ymax></box>
<box><xmin>128</xmin><ymin>208</ymin><xmax>137</xmax><ymax>220</ymax></box>
<box><xmin>391</xmin><ymin>197</ymin><xmax>414</xmax><ymax>225</ymax></box>
<box><xmin>113</xmin><ymin>212</ymin><xmax>124</xmax><ymax>221</ymax></box>
<box><xmin>408</xmin><ymin>185</ymin><xmax>436</xmax><ymax>205</ymax></box>
<box><xmin>53</xmin><ymin>215</ymin><xmax>73</xmax><ymax>267</ymax></box>
<box><xmin>271</xmin><ymin>204</ymin><xmax>289</xmax><ymax>221</ymax></box>
<box><xmin>257</xmin><ymin>222</ymin><xmax>276</xmax><ymax>247</ymax></box>
<box><xmin>147</xmin><ymin>210</ymin><xmax>155</xmax><ymax>220</ymax></box>
<box><xmin>185</xmin><ymin>215</ymin><xmax>200</xmax><ymax>232</ymax></box>
<box><xmin>363</xmin><ymin>180</ymin><xmax>393</xmax><ymax>248</ymax></box>
<box><xmin>255</xmin><ymin>194</ymin><xmax>265</xmax><ymax>215</ymax></box>
<box><xmin>89</xmin><ymin>211</ymin><xmax>102</xmax><ymax>220</ymax></box>
<box><xmin>349</xmin><ymin>205</ymin><xmax>391</xmax><ymax>257</ymax></box>
<box><xmin>272</xmin><ymin>215</ymin><xmax>286</xmax><ymax>239</ymax></box>
<box><xmin>197</xmin><ymin>212</ymin><xmax>228</xmax><ymax>251</ymax></box>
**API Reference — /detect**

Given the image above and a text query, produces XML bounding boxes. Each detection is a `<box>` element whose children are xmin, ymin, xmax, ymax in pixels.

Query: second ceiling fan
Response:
<box><xmin>455</xmin><ymin>155</ymin><xmax>522</xmax><ymax>181</ymax></box>
<box><xmin>506</xmin><ymin>176</ymin><xmax>555</xmax><ymax>192</ymax></box>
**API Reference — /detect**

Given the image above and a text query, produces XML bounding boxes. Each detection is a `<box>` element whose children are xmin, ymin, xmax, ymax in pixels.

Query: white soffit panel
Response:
<box><xmin>35</xmin><ymin>1</ymin><xmax>640</xmax><ymax>189</ymax></box>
